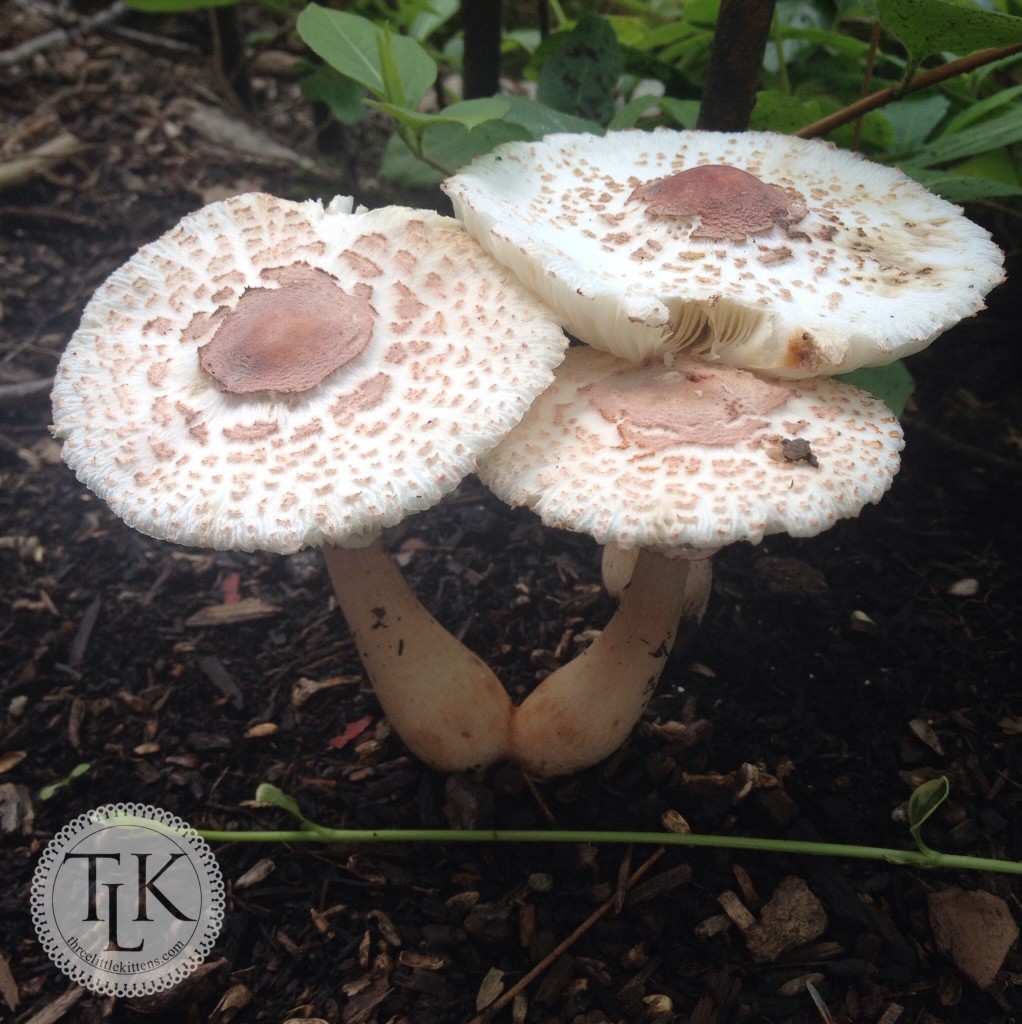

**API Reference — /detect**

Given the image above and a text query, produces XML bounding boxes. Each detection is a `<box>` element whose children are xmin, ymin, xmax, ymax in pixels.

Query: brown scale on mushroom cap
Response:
<box><xmin>198</xmin><ymin>263</ymin><xmax>376</xmax><ymax>394</ymax></box>
<box><xmin>628</xmin><ymin>164</ymin><xmax>808</xmax><ymax>242</ymax></box>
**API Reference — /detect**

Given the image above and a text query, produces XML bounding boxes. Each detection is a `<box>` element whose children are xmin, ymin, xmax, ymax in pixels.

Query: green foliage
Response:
<box><xmin>837</xmin><ymin>362</ymin><xmax>916</xmax><ymax>416</ymax></box>
<box><xmin>536</xmin><ymin>15</ymin><xmax>625</xmax><ymax>123</ymax></box>
<box><xmin>878</xmin><ymin>0</ymin><xmax>1022</xmax><ymax>66</ymax></box>
<box><xmin>290</xmin><ymin>0</ymin><xmax>1022</xmax><ymax>206</ymax></box>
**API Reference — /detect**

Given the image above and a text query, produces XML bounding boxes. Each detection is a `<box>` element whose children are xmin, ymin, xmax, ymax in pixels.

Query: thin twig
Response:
<box><xmin>797</xmin><ymin>44</ymin><xmax>1022</xmax><ymax>140</ymax></box>
<box><xmin>852</xmin><ymin>20</ymin><xmax>882</xmax><ymax>152</ymax></box>
<box><xmin>466</xmin><ymin>846</ymin><xmax>666</xmax><ymax>1023</ymax></box>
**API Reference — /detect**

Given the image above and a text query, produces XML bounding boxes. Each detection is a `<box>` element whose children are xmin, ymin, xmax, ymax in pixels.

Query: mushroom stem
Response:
<box><xmin>322</xmin><ymin>539</ymin><xmax>512</xmax><ymax>772</ymax></box>
<box><xmin>508</xmin><ymin>550</ymin><xmax>695</xmax><ymax>777</ymax></box>
<box><xmin>602</xmin><ymin>544</ymin><xmax>714</xmax><ymax>619</ymax></box>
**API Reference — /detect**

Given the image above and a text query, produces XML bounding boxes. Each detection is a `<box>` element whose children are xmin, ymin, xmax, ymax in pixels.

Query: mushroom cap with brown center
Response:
<box><xmin>477</xmin><ymin>346</ymin><xmax>904</xmax><ymax>551</ymax></box>
<box><xmin>52</xmin><ymin>193</ymin><xmax>568</xmax><ymax>553</ymax></box>
<box><xmin>443</xmin><ymin>130</ymin><xmax>1004</xmax><ymax>376</ymax></box>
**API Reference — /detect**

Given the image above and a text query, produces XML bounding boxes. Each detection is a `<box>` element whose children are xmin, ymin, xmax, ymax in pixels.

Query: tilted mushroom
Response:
<box><xmin>51</xmin><ymin>192</ymin><xmax>568</xmax><ymax>772</ymax></box>
<box><xmin>443</xmin><ymin>129</ymin><xmax>1004</xmax><ymax>376</ymax></box>
<box><xmin>477</xmin><ymin>346</ymin><xmax>905</xmax><ymax>777</ymax></box>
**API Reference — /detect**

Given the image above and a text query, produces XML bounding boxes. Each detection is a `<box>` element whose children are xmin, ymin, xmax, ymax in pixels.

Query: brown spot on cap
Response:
<box><xmin>584</xmin><ymin>361</ymin><xmax>790</xmax><ymax>451</ymax></box>
<box><xmin>199</xmin><ymin>263</ymin><xmax>375</xmax><ymax>394</ymax></box>
<box><xmin>628</xmin><ymin>164</ymin><xmax>808</xmax><ymax>242</ymax></box>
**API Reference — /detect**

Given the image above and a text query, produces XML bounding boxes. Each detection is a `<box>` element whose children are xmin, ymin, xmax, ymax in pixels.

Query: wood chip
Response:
<box><xmin>244</xmin><ymin>722</ymin><xmax>279</xmax><ymax>739</ymax></box>
<box><xmin>744</xmin><ymin>876</ymin><xmax>828</xmax><ymax>963</ymax></box>
<box><xmin>0</xmin><ymin>783</ymin><xmax>34</xmax><ymax>836</ymax></box>
<box><xmin>476</xmin><ymin>967</ymin><xmax>505</xmax><ymax>1011</ymax></box>
<box><xmin>185</xmin><ymin>597</ymin><xmax>280</xmax><ymax>627</ymax></box>
<box><xmin>928</xmin><ymin>886</ymin><xmax>1019</xmax><ymax>988</ymax></box>
<box><xmin>0</xmin><ymin>751</ymin><xmax>27</xmax><ymax>774</ymax></box>
<box><xmin>235</xmin><ymin>857</ymin><xmax>276</xmax><ymax>890</ymax></box>
<box><xmin>0</xmin><ymin>950</ymin><xmax>19</xmax><ymax>1011</ymax></box>
<box><xmin>22</xmin><ymin>985</ymin><xmax>85</xmax><ymax>1024</ymax></box>
<box><xmin>717</xmin><ymin>890</ymin><xmax>756</xmax><ymax>932</ymax></box>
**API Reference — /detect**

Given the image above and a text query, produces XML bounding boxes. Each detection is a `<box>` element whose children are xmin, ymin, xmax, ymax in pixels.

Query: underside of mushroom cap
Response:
<box><xmin>443</xmin><ymin>130</ymin><xmax>1005</xmax><ymax>376</ymax></box>
<box><xmin>477</xmin><ymin>346</ymin><xmax>904</xmax><ymax>551</ymax></box>
<box><xmin>52</xmin><ymin>193</ymin><xmax>568</xmax><ymax>553</ymax></box>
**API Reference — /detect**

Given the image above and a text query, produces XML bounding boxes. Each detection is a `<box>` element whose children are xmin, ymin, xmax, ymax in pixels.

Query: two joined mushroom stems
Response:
<box><xmin>322</xmin><ymin>539</ymin><xmax>512</xmax><ymax>773</ymax></box>
<box><xmin>323</xmin><ymin>540</ymin><xmax>705</xmax><ymax>778</ymax></box>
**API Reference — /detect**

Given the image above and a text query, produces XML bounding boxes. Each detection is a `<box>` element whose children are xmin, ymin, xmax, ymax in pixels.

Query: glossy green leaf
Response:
<box><xmin>537</xmin><ymin>14</ymin><xmax>625</xmax><ymax>124</ymax></box>
<box><xmin>836</xmin><ymin>362</ymin><xmax>915</xmax><ymax>416</ymax></box>
<box><xmin>940</xmin><ymin>82</ymin><xmax>1022</xmax><ymax>136</ymax></box>
<box><xmin>296</xmin><ymin>4</ymin><xmax>437</xmax><ymax>106</ymax></box>
<box><xmin>907</xmin><ymin>776</ymin><xmax>950</xmax><ymax>832</ymax></box>
<box><xmin>878</xmin><ymin>0</ymin><xmax>1022</xmax><ymax>61</ymax></box>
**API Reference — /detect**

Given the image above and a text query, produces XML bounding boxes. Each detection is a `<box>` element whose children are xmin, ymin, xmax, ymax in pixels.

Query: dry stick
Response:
<box><xmin>797</xmin><ymin>43</ymin><xmax>1022</xmax><ymax>140</ymax></box>
<box><xmin>466</xmin><ymin>846</ymin><xmax>666</xmax><ymax>1024</ymax></box>
<box><xmin>696</xmin><ymin>0</ymin><xmax>778</xmax><ymax>132</ymax></box>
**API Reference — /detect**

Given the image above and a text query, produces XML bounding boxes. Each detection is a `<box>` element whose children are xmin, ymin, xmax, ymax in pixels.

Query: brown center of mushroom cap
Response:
<box><xmin>198</xmin><ymin>264</ymin><xmax>375</xmax><ymax>395</ymax></box>
<box><xmin>628</xmin><ymin>164</ymin><xmax>808</xmax><ymax>242</ymax></box>
<box><xmin>583</xmin><ymin>360</ymin><xmax>790</xmax><ymax>451</ymax></box>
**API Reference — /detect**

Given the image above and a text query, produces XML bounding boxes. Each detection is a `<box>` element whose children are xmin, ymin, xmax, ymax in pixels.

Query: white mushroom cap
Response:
<box><xmin>478</xmin><ymin>346</ymin><xmax>904</xmax><ymax>551</ymax></box>
<box><xmin>443</xmin><ymin>130</ymin><xmax>1005</xmax><ymax>376</ymax></box>
<box><xmin>52</xmin><ymin>193</ymin><xmax>568</xmax><ymax>553</ymax></box>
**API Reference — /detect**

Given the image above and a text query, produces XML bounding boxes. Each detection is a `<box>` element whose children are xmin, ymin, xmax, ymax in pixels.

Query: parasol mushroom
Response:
<box><xmin>443</xmin><ymin>129</ymin><xmax>1004</xmax><ymax>375</ymax></box>
<box><xmin>51</xmin><ymin>192</ymin><xmax>568</xmax><ymax>772</ymax></box>
<box><xmin>477</xmin><ymin>346</ymin><xmax>905</xmax><ymax>776</ymax></box>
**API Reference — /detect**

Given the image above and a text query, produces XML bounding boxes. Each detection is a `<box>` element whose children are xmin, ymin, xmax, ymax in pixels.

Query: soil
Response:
<box><xmin>2</xmin><ymin>6</ymin><xmax>1021</xmax><ymax>1024</ymax></box>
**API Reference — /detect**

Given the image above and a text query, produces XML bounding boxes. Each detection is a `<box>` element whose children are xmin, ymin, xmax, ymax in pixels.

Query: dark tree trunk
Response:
<box><xmin>461</xmin><ymin>0</ymin><xmax>503</xmax><ymax>98</ymax></box>
<box><xmin>696</xmin><ymin>0</ymin><xmax>777</xmax><ymax>131</ymax></box>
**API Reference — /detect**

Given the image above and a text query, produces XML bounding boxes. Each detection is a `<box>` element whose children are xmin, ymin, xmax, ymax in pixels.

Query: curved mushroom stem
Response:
<box><xmin>322</xmin><ymin>540</ymin><xmax>512</xmax><ymax>772</ymax></box>
<box><xmin>507</xmin><ymin>550</ymin><xmax>699</xmax><ymax>777</ymax></box>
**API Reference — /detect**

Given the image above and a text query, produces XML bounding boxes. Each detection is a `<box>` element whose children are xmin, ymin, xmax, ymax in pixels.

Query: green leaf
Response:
<box><xmin>878</xmin><ymin>0</ymin><xmax>1022</xmax><ymax>62</ymax></box>
<box><xmin>608</xmin><ymin>95</ymin><xmax>700</xmax><ymax>130</ymax></box>
<box><xmin>905</xmin><ymin>106</ymin><xmax>1022</xmax><ymax>165</ymax></box>
<box><xmin>255</xmin><ymin>782</ymin><xmax>310</xmax><ymax>823</ymax></box>
<box><xmin>907</xmin><ymin>776</ymin><xmax>950</xmax><ymax>832</ymax></box>
<box><xmin>537</xmin><ymin>14</ymin><xmax>625</xmax><ymax>124</ymax></box>
<box><xmin>379</xmin><ymin>119</ymin><xmax>534</xmax><ymax>185</ymax></box>
<box><xmin>900</xmin><ymin>167</ymin><xmax>1022</xmax><ymax>201</ymax></box>
<box><xmin>370</xmin><ymin>96</ymin><xmax>510</xmax><ymax>133</ymax></box>
<box><xmin>301</xmin><ymin>65</ymin><xmax>366</xmax><ymax>126</ymax></box>
<box><xmin>502</xmin><ymin>95</ymin><xmax>604</xmax><ymax>137</ymax></box>
<box><xmin>296</xmin><ymin>4</ymin><xmax>437</xmax><ymax>106</ymax></box>
<box><xmin>125</xmin><ymin>0</ymin><xmax>236</xmax><ymax>10</ymax></box>
<box><xmin>751</xmin><ymin>90</ymin><xmax>895</xmax><ymax>150</ymax></box>
<box><xmin>836</xmin><ymin>362</ymin><xmax>915</xmax><ymax>415</ymax></box>
<box><xmin>883</xmin><ymin>94</ymin><xmax>951</xmax><ymax>153</ymax></box>
<box><xmin>940</xmin><ymin>82</ymin><xmax>1022</xmax><ymax>136</ymax></box>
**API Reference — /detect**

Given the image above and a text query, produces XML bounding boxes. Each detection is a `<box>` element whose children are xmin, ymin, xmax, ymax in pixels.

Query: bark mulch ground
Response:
<box><xmin>2</xmin><ymin>5</ymin><xmax>1021</xmax><ymax>1023</ymax></box>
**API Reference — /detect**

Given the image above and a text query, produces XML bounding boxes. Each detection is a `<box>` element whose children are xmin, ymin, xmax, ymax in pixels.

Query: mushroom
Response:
<box><xmin>442</xmin><ymin>129</ymin><xmax>1004</xmax><ymax>376</ymax></box>
<box><xmin>51</xmin><ymin>192</ymin><xmax>569</xmax><ymax>772</ymax></box>
<box><xmin>477</xmin><ymin>345</ymin><xmax>905</xmax><ymax>777</ymax></box>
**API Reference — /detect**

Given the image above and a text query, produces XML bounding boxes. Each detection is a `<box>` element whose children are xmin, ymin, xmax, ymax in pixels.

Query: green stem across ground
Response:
<box><xmin>196</xmin><ymin>823</ymin><xmax>1022</xmax><ymax>874</ymax></box>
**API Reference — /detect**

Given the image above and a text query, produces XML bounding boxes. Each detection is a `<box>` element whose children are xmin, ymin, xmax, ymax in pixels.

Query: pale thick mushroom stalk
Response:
<box><xmin>50</xmin><ymin>192</ymin><xmax>569</xmax><ymax>773</ymax></box>
<box><xmin>478</xmin><ymin>346</ymin><xmax>905</xmax><ymax>777</ymax></box>
<box><xmin>443</xmin><ymin>129</ymin><xmax>1005</xmax><ymax>376</ymax></box>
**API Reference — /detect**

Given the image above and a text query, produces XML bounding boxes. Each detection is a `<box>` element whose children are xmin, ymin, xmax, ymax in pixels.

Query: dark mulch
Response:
<box><xmin>2</xmin><ymin>6</ymin><xmax>1021</xmax><ymax>1023</ymax></box>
